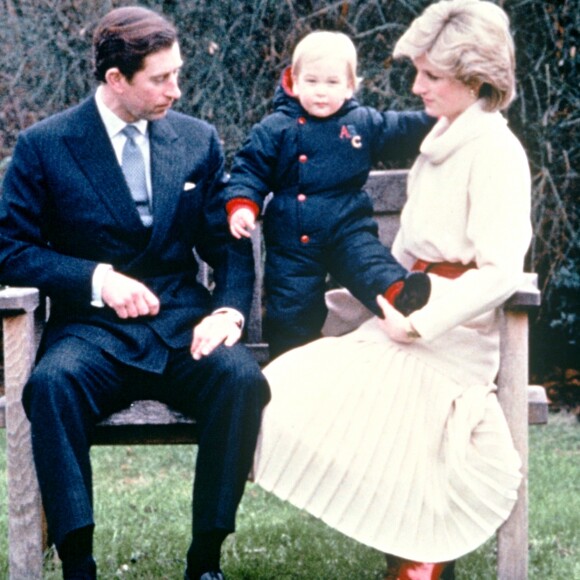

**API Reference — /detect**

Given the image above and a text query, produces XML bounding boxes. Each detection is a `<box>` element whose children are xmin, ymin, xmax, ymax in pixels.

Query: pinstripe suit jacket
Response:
<box><xmin>0</xmin><ymin>96</ymin><xmax>255</xmax><ymax>371</ymax></box>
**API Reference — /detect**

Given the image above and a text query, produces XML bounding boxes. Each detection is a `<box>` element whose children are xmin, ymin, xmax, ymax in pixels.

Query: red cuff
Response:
<box><xmin>384</xmin><ymin>280</ymin><xmax>404</xmax><ymax>307</ymax></box>
<box><xmin>226</xmin><ymin>198</ymin><xmax>260</xmax><ymax>220</ymax></box>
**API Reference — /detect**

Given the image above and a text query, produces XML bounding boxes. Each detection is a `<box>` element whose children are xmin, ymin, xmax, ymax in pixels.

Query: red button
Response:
<box><xmin>298</xmin><ymin>117</ymin><xmax>307</xmax><ymax>125</ymax></box>
<box><xmin>300</xmin><ymin>235</ymin><xmax>310</xmax><ymax>244</ymax></box>
<box><xmin>297</xmin><ymin>193</ymin><xmax>306</xmax><ymax>202</ymax></box>
<box><xmin>299</xmin><ymin>154</ymin><xmax>308</xmax><ymax>163</ymax></box>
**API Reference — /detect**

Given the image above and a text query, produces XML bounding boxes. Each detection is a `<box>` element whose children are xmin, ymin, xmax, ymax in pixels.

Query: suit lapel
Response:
<box><xmin>147</xmin><ymin>118</ymin><xmax>187</xmax><ymax>247</ymax></box>
<box><xmin>64</xmin><ymin>98</ymin><xmax>190</xmax><ymax>249</ymax></box>
<box><xmin>64</xmin><ymin>98</ymin><xmax>144</xmax><ymax>233</ymax></box>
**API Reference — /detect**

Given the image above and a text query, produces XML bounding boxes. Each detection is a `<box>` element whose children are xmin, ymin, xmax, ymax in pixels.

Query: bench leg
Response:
<box><xmin>497</xmin><ymin>309</ymin><xmax>529</xmax><ymax>580</ymax></box>
<box><xmin>4</xmin><ymin>312</ymin><xmax>44</xmax><ymax>579</ymax></box>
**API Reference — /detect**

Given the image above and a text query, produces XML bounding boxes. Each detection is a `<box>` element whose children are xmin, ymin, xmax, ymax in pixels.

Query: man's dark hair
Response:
<box><xmin>93</xmin><ymin>6</ymin><xmax>177</xmax><ymax>82</ymax></box>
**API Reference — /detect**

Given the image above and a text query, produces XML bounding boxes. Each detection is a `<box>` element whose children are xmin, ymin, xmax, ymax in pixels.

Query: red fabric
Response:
<box><xmin>412</xmin><ymin>259</ymin><xmax>476</xmax><ymax>280</ymax></box>
<box><xmin>384</xmin><ymin>280</ymin><xmax>404</xmax><ymax>307</ymax></box>
<box><xmin>281</xmin><ymin>65</ymin><xmax>296</xmax><ymax>97</ymax></box>
<box><xmin>225</xmin><ymin>198</ymin><xmax>260</xmax><ymax>220</ymax></box>
<box><xmin>385</xmin><ymin>558</ymin><xmax>449</xmax><ymax>580</ymax></box>
<box><xmin>397</xmin><ymin>562</ymin><xmax>448</xmax><ymax>580</ymax></box>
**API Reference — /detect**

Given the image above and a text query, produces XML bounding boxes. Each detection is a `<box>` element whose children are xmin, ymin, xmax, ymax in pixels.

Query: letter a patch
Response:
<box><xmin>339</xmin><ymin>124</ymin><xmax>362</xmax><ymax>149</ymax></box>
<box><xmin>339</xmin><ymin>125</ymin><xmax>352</xmax><ymax>139</ymax></box>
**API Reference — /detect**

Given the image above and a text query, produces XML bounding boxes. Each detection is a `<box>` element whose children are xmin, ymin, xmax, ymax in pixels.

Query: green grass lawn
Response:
<box><xmin>1</xmin><ymin>412</ymin><xmax>578</xmax><ymax>579</ymax></box>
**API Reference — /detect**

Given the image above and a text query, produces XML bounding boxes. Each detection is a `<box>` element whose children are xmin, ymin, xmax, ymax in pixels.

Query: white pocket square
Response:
<box><xmin>184</xmin><ymin>182</ymin><xmax>196</xmax><ymax>191</ymax></box>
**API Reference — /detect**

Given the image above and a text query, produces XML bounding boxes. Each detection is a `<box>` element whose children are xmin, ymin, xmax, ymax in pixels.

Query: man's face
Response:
<box><xmin>114</xmin><ymin>42</ymin><xmax>183</xmax><ymax>123</ymax></box>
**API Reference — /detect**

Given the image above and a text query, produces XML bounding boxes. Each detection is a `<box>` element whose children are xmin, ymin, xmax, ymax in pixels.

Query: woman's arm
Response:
<box><xmin>409</xmin><ymin>130</ymin><xmax>532</xmax><ymax>341</ymax></box>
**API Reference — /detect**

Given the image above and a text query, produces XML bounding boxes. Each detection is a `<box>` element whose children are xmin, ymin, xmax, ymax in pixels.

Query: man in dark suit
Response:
<box><xmin>0</xmin><ymin>6</ymin><xmax>269</xmax><ymax>580</ymax></box>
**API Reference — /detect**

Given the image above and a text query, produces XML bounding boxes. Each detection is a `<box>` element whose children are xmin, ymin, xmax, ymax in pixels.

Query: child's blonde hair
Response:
<box><xmin>292</xmin><ymin>31</ymin><xmax>361</xmax><ymax>90</ymax></box>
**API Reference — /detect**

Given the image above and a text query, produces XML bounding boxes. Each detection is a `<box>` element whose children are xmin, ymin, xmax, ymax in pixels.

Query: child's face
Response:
<box><xmin>292</xmin><ymin>56</ymin><xmax>354</xmax><ymax>118</ymax></box>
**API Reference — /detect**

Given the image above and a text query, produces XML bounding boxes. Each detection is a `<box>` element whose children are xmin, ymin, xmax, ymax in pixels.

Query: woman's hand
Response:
<box><xmin>376</xmin><ymin>294</ymin><xmax>420</xmax><ymax>344</ymax></box>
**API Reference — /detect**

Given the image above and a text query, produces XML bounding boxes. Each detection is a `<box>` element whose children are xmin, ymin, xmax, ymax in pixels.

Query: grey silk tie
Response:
<box><xmin>121</xmin><ymin>125</ymin><xmax>153</xmax><ymax>227</ymax></box>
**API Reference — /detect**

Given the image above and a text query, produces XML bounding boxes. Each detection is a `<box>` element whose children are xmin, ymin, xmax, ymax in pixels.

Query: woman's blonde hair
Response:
<box><xmin>292</xmin><ymin>31</ymin><xmax>361</xmax><ymax>90</ymax></box>
<box><xmin>393</xmin><ymin>0</ymin><xmax>516</xmax><ymax>111</ymax></box>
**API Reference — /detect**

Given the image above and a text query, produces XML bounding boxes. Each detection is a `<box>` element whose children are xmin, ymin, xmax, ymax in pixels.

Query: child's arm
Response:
<box><xmin>371</xmin><ymin>109</ymin><xmax>436</xmax><ymax>163</ymax></box>
<box><xmin>224</xmin><ymin>119</ymin><xmax>280</xmax><ymax>231</ymax></box>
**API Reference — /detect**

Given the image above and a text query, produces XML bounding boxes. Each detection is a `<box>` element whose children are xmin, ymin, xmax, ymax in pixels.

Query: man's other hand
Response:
<box><xmin>191</xmin><ymin>311</ymin><xmax>243</xmax><ymax>360</ymax></box>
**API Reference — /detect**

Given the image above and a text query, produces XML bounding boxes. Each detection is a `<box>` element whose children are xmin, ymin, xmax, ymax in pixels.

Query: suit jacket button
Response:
<box><xmin>298</xmin><ymin>154</ymin><xmax>308</xmax><ymax>163</ymax></box>
<box><xmin>297</xmin><ymin>193</ymin><xmax>306</xmax><ymax>202</ymax></box>
<box><xmin>300</xmin><ymin>234</ymin><xmax>310</xmax><ymax>244</ymax></box>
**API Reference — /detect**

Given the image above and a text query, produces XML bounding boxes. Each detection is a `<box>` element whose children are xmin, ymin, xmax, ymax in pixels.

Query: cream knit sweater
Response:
<box><xmin>394</xmin><ymin>100</ymin><xmax>532</xmax><ymax>341</ymax></box>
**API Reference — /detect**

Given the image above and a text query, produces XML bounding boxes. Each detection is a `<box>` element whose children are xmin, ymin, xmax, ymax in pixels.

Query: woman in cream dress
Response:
<box><xmin>253</xmin><ymin>1</ymin><xmax>532</xmax><ymax>578</ymax></box>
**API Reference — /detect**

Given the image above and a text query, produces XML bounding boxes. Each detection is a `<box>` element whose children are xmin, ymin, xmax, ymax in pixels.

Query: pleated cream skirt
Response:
<box><xmin>253</xmin><ymin>313</ymin><xmax>522</xmax><ymax>562</ymax></box>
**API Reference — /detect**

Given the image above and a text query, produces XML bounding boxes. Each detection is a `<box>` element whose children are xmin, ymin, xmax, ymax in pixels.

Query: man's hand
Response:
<box><xmin>101</xmin><ymin>269</ymin><xmax>160</xmax><ymax>319</ymax></box>
<box><xmin>191</xmin><ymin>311</ymin><xmax>243</xmax><ymax>360</ymax></box>
<box><xmin>376</xmin><ymin>294</ymin><xmax>419</xmax><ymax>344</ymax></box>
<box><xmin>229</xmin><ymin>207</ymin><xmax>256</xmax><ymax>239</ymax></box>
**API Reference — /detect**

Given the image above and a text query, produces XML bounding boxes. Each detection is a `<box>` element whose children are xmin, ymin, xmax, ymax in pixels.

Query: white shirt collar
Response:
<box><xmin>94</xmin><ymin>86</ymin><xmax>148</xmax><ymax>139</ymax></box>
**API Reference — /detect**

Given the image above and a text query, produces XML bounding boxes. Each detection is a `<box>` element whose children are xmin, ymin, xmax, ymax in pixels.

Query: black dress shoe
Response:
<box><xmin>184</xmin><ymin>571</ymin><xmax>226</xmax><ymax>580</ymax></box>
<box><xmin>200</xmin><ymin>572</ymin><xmax>226</xmax><ymax>580</ymax></box>
<box><xmin>393</xmin><ymin>271</ymin><xmax>431</xmax><ymax>316</ymax></box>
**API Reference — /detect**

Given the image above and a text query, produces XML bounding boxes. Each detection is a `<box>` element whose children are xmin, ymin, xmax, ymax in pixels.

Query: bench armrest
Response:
<box><xmin>0</xmin><ymin>286</ymin><xmax>40</xmax><ymax>316</ymax></box>
<box><xmin>504</xmin><ymin>273</ymin><xmax>541</xmax><ymax>311</ymax></box>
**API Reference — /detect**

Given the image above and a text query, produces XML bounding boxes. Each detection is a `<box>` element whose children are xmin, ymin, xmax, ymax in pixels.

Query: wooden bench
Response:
<box><xmin>0</xmin><ymin>169</ymin><xmax>544</xmax><ymax>579</ymax></box>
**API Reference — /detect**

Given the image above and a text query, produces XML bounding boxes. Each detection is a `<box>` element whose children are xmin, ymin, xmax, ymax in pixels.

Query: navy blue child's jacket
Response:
<box><xmin>224</xmin><ymin>67</ymin><xmax>434</xmax><ymax>356</ymax></box>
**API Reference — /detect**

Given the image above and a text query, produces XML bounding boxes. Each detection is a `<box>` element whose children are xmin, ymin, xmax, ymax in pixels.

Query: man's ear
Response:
<box><xmin>104</xmin><ymin>68</ymin><xmax>127</xmax><ymax>93</ymax></box>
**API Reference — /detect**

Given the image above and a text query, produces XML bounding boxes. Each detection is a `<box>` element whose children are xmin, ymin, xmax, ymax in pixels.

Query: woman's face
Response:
<box><xmin>412</xmin><ymin>54</ymin><xmax>477</xmax><ymax>123</ymax></box>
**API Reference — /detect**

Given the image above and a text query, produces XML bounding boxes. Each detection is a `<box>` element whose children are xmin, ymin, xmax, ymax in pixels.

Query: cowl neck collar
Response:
<box><xmin>420</xmin><ymin>100</ymin><xmax>507</xmax><ymax>164</ymax></box>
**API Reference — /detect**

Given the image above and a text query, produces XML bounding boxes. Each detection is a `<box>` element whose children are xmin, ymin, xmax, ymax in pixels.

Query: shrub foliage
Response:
<box><xmin>0</xmin><ymin>0</ymin><xmax>578</xmax><ymax>370</ymax></box>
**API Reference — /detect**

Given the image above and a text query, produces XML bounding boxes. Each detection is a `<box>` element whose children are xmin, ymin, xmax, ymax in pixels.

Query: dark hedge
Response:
<box><xmin>0</xmin><ymin>0</ymin><xmax>578</xmax><ymax>373</ymax></box>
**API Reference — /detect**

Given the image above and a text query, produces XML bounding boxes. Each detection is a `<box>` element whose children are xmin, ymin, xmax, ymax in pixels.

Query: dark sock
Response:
<box><xmin>61</xmin><ymin>556</ymin><xmax>96</xmax><ymax>580</ymax></box>
<box><xmin>186</xmin><ymin>529</ymin><xmax>229</xmax><ymax>578</ymax></box>
<box><xmin>58</xmin><ymin>525</ymin><xmax>96</xmax><ymax>579</ymax></box>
